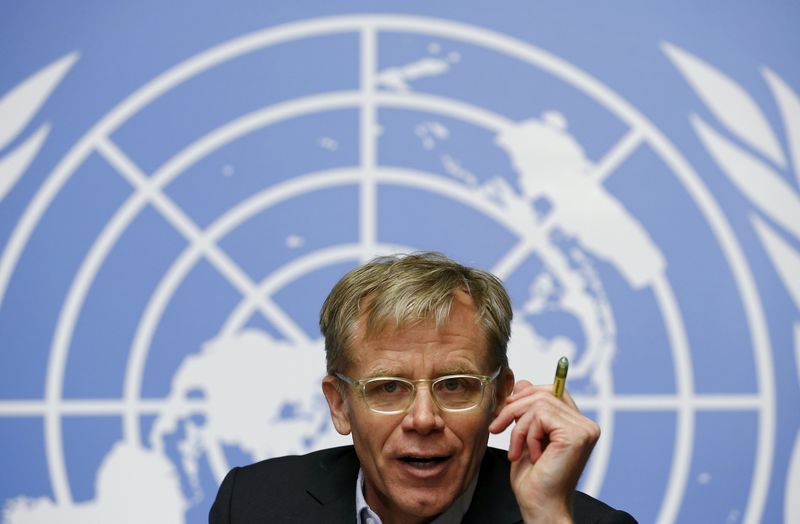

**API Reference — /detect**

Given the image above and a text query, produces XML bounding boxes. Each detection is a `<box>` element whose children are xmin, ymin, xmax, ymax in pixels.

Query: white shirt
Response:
<box><xmin>355</xmin><ymin>467</ymin><xmax>479</xmax><ymax>524</ymax></box>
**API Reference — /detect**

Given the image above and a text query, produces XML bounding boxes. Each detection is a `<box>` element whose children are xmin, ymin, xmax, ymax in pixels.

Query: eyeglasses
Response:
<box><xmin>335</xmin><ymin>367</ymin><xmax>501</xmax><ymax>414</ymax></box>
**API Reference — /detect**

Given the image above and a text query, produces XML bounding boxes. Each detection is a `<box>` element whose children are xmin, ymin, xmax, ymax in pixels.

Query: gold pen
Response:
<box><xmin>552</xmin><ymin>356</ymin><xmax>569</xmax><ymax>398</ymax></box>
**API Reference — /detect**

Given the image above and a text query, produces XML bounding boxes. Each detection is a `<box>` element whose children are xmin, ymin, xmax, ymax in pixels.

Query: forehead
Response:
<box><xmin>348</xmin><ymin>292</ymin><xmax>490</xmax><ymax>374</ymax></box>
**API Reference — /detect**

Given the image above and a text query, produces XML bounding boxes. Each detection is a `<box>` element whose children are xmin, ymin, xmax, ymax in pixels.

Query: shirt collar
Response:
<box><xmin>355</xmin><ymin>467</ymin><xmax>479</xmax><ymax>524</ymax></box>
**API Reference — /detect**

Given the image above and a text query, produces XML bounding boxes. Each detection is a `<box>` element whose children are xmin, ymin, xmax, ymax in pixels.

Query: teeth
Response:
<box><xmin>407</xmin><ymin>460</ymin><xmax>437</xmax><ymax>468</ymax></box>
<box><xmin>401</xmin><ymin>456</ymin><xmax>446</xmax><ymax>467</ymax></box>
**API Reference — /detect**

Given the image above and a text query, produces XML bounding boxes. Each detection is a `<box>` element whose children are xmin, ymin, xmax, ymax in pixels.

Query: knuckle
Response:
<box><xmin>586</xmin><ymin>420</ymin><xmax>601</xmax><ymax>441</ymax></box>
<box><xmin>510</xmin><ymin>426</ymin><xmax>525</xmax><ymax>445</ymax></box>
<box><xmin>530</xmin><ymin>390</ymin><xmax>553</xmax><ymax>404</ymax></box>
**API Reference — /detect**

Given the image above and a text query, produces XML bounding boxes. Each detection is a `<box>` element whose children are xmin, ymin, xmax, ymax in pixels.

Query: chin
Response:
<box><xmin>393</xmin><ymin>485</ymin><xmax>459</xmax><ymax>518</ymax></box>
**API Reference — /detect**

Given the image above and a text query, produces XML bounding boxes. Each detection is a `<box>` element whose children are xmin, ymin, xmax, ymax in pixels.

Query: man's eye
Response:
<box><xmin>382</xmin><ymin>381</ymin><xmax>399</xmax><ymax>393</ymax></box>
<box><xmin>367</xmin><ymin>380</ymin><xmax>408</xmax><ymax>396</ymax></box>
<box><xmin>441</xmin><ymin>378</ymin><xmax>464</xmax><ymax>391</ymax></box>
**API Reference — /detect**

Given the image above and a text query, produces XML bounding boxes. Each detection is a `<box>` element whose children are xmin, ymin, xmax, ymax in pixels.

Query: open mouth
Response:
<box><xmin>399</xmin><ymin>456</ymin><xmax>451</xmax><ymax>468</ymax></box>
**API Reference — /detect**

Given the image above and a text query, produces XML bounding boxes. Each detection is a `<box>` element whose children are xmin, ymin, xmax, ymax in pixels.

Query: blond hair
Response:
<box><xmin>320</xmin><ymin>252</ymin><xmax>512</xmax><ymax>373</ymax></box>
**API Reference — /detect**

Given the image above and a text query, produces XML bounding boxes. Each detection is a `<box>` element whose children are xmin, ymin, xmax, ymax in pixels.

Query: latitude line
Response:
<box><xmin>0</xmin><ymin>393</ymin><xmax>766</xmax><ymax>417</ymax></box>
<box><xmin>0</xmin><ymin>398</ymin><xmax>206</xmax><ymax>416</ymax></box>
<box><xmin>590</xmin><ymin>128</ymin><xmax>644</xmax><ymax>183</ymax></box>
<box><xmin>94</xmin><ymin>136</ymin><xmax>310</xmax><ymax>345</ymax></box>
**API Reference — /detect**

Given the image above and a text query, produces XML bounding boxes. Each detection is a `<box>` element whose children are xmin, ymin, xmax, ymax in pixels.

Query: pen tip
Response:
<box><xmin>555</xmin><ymin>356</ymin><xmax>569</xmax><ymax>379</ymax></box>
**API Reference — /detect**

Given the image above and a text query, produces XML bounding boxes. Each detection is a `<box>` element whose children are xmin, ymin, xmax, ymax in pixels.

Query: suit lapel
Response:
<box><xmin>462</xmin><ymin>448</ymin><xmax>522</xmax><ymax>524</ymax></box>
<box><xmin>305</xmin><ymin>446</ymin><xmax>360</xmax><ymax>523</ymax></box>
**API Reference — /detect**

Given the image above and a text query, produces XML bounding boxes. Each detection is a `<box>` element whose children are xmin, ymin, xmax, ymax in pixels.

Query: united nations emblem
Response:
<box><xmin>1</xmin><ymin>15</ymin><xmax>793</xmax><ymax>524</ymax></box>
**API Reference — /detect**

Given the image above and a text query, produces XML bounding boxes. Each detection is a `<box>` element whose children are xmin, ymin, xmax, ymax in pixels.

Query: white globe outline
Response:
<box><xmin>0</xmin><ymin>15</ymin><xmax>774</xmax><ymax>524</ymax></box>
<box><xmin>115</xmin><ymin>89</ymin><xmax>623</xmax><ymax>500</ymax></box>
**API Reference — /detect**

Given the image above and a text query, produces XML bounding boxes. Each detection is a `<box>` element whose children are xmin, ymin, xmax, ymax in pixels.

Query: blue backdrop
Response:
<box><xmin>1</xmin><ymin>2</ymin><xmax>799</xmax><ymax>523</ymax></box>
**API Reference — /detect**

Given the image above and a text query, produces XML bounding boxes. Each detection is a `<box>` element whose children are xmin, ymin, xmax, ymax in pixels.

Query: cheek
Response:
<box><xmin>351</xmin><ymin>414</ymin><xmax>397</xmax><ymax>452</ymax></box>
<box><xmin>452</xmin><ymin>415</ymin><xmax>493</xmax><ymax>450</ymax></box>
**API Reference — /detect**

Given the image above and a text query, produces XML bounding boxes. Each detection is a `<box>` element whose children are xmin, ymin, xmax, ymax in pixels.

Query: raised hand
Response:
<box><xmin>489</xmin><ymin>381</ymin><xmax>600</xmax><ymax>523</ymax></box>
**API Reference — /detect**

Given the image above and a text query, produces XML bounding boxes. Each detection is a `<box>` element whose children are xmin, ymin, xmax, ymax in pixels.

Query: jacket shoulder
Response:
<box><xmin>239</xmin><ymin>445</ymin><xmax>352</xmax><ymax>480</ymax></box>
<box><xmin>209</xmin><ymin>446</ymin><xmax>358</xmax><ymax>523</ymax></box>
<box><xmin>572</xmin><ymin>491</ymin><xmax>638</xmax><ymax>523</ymax></box>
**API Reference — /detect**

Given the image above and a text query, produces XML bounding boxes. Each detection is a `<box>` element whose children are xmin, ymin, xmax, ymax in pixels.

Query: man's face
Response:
<box><xmin>323</xmin><ymin>291</ymin><xmax>512</xmax><ymax>521</ymax></box>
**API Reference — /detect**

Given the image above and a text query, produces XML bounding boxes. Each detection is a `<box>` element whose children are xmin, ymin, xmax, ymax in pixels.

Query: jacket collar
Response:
<box><xmin>304</xmin><ymin>446</ymin><xmax>521</xmax><ymax>524</ymax></box>
<box><xmin>305</xmin><ymin>446</ymin><xmax>360</xmax><ymax>522</ymax></box>
<box><xmin>462</xmin><ymin>447</ymin><xmax>522</xmax><ymax>523</ymax></box>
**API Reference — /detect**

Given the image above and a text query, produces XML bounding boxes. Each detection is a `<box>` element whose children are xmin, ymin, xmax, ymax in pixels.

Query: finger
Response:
<box><xmin>518</xmin><ymin>384</ymin><xmax>579</xmax><ymax>413</ymax></box>
<box><xmin>490</xmin><ymin>391</ymin><xmax>537</xmax><ymax>432</ymax></box>
<box><xmin>508</xmin><ymin>407</ymin><xmax>544</xmax><ymax>463</ymax></box>
<box><xmin>509</xmin><ymin>395</ymin><xmax>590</xmax><ymax>463</ymax></box>
<box><xmin>507</xmin><ymin>407</ymin><xmax>530</xmax><ymax>461</ymax></box>
<box><xmin>560</xmin><ymin>388</ymin><xmax>579</xmax><ymax>411</ymax></box>
<box><xmin>511</xmin><ymin>382</ymin><xmax>568</xmax><ymax>404</ymax></box>
<box><xmin>505</xmin><ymin>384</ymin><xmax>549</xmax><ymax>412</ymax></box>
<box><xmin>489</xmin><ymin>413</ymin><xmax>513</xmax><ymax>434</ymax></box>
<box><xmin>509</xmin><ymin>380</ymin><xmax>535</xmax><ymax>399</ymax></box>
<box><xmin>526</xmin><ymin>413</ymin><xmax>549</xmax><ymax>464</ymax></box>
<box><xmin>492</xmin><ymin>388</ymin><xmax>554</xmax><ymax>430</ymax></box>
<box><xmin>490</xmin><ymin>385</ymin><xmax>584</xmax><ymax>437</ymax></box>
<box><xmin>504</xmin><ymin>390</ymin><xmax>552</xmax><ymax>448</ymax></box>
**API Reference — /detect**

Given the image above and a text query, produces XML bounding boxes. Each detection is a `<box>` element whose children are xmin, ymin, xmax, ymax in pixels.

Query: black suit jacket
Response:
<box><xmin>209</xmin><ymin>446</ymin><xmax>636</xmax><ymax>523</ymax></box>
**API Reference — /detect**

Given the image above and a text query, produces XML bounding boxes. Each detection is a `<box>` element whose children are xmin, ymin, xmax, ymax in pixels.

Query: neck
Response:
<box><xmin>365</xmin><ymin>483</ymin><xmax>439</xmax><ymax>524</ymax></box>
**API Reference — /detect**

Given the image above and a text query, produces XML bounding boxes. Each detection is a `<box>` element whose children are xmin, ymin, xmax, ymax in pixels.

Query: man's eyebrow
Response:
<box><xmin>360</xmin><ymin>365</ymin><xmax>482</xmax><ymax>379</ymax></box>
<box><xmin>362</xmin><ymin>367</ymin><xmax>401</xmax><ymax>378</ymax></box>
<box><xmin>437</xmin><ymin>364</ymin><xmax>481</xmax><ymax>376</ymax></box>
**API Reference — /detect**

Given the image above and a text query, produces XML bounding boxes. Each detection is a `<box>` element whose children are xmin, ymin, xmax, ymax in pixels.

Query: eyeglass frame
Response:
<box><xmin>334</xmin><ymin>366</ymin><xmax>502</xmax><ymax>414</ymax></box>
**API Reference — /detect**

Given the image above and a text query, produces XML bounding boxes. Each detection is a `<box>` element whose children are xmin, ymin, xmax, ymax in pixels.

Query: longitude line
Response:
<box><xmin>591</xmin><ymin>128</ymin><xmax>643</xmax><ymax>182</ymax></box>
<box><xmin>359</xmin><ymin>25</ymin><xmax>378</xmax><ymax>261</ymax></box>
<box><xmin>490</xmin><ymin>239</ymin><xmax>533</xmax><ymax>280</ymax></box>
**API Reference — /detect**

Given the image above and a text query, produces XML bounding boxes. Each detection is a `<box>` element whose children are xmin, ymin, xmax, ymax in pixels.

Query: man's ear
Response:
<box><xmin>493</xmin><ymin>367</ymin><xmax>515</xmax><ymax>417</ymax></box>
<box><xmin>322</xmin><ymin>375</ymin><xmax>352</xmax><ymax>435</ymax></box>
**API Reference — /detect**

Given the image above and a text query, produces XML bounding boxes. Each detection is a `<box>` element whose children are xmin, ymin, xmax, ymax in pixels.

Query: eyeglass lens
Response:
<box><xmin>362</xmin><ymin>376</ymin><xmax>484</xmax><ymax>412</ymax></box>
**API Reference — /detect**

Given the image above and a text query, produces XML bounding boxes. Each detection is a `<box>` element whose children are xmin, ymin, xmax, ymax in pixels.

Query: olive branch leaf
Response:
<box><xmin>764</xmin><ymin>69</ymin><xmax>800</xmax><ymax>189</ymax></box>
<box><xmin>0</xmin><ymin>52</ymin><xmax>78</xmax><ymax>201</ymax></box>
<box><xmin>796</xmin><ymin>323</ymin><xmax>800</xmax><ymax>386</ymax></box>
<box><xmin>663</xmin><ymin>43</ymin><xmax>800</xmax><ymax>313</ymax></box>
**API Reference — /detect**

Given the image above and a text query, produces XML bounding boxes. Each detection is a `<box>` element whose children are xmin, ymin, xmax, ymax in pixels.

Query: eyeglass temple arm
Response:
<box><xmin>334</xmin><ymin>372</ymin><xmax>357</xmax><ymax>386</ymax></box>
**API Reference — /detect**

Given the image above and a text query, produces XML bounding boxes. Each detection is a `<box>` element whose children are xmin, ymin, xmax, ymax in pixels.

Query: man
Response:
<box><xmin>210</xmin><ymin>252</ymin><xmax>636</xmax><ymax>523</ymax></box>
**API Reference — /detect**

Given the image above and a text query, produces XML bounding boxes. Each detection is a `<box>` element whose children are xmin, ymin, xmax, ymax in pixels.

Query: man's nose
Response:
<box><xmin>401</xmin><ymin>386</ymin><xmax>444</xmax><ymax>434</ymax></box>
